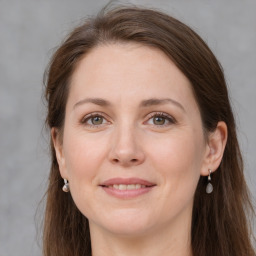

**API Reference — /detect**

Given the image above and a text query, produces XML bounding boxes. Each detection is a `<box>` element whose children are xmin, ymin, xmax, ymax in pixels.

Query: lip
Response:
<box><xmin>99</xmin><ymin>177</ymin><xmax>156</xmax><ymax>199</ymax></box>
<box><xmin>100</xmin><ymin>177</ymin><xmax>156</xmax><ymax>187</ymax></box>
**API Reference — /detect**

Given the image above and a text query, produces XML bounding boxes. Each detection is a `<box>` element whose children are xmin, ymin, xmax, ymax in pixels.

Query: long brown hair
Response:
<box><xmin>43</xmin><ymin>5</ymin><xmax>255</xmax><ymax>256</ymax></box>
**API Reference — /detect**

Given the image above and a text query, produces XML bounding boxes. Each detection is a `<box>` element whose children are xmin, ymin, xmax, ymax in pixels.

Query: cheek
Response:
<box><xmin>62</xmin><ymin>133</ymin><xmax>108</xmax><ymax>184</ymax></box>
<box><xmin>62</xmin><ymin>134</ymin><xmax>108</xmax><ymax>216</ymax></box>
<box><xmin>150</xmin><ymin>131</ymin><xmax>204</xmax><ymax>194</ymax></box>
<box><xmin>146</xmin><ymin>133</ymin><xmax>204</xmax><ymax>222</ymax></box>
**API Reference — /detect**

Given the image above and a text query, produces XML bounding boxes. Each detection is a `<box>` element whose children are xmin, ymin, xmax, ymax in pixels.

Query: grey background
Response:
<box><xmin>0</xmin><ymin>0</ymin><xmax>255</xmax><ymax>255</ymax></box>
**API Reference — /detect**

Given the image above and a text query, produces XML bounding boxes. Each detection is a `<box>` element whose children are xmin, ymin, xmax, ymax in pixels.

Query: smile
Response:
<box><xmin>104</xmin><ymin>184</ymin><xmax>150</xmax><ymax>190</ymax></box>
<box><xmin>100</xmin><ymin>178</ymin><xmax>156</xmax><ymax>199</ymax></box>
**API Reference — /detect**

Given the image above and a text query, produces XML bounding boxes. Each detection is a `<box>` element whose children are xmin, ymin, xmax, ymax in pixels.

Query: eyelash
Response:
<box><xmin>80</xmin><ymin>112</ymin><xmax>109</xmax><ymax>128</ymax></box>
<box><xmin>80</xmin><ymin>112</ymin><xmax>176</xmax><ymax>128</ymax></box>
<box><xmin>146</xmin><ymin>112</ymin><xmax>176</xmax><ymax>127</ymax></box>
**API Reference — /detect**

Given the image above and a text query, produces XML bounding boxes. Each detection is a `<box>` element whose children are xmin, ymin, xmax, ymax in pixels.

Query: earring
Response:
<box><xmin>62</xmin><ymin>179</ymin><xmax>70</xmax><ymax>192</ymax></box>
<box><xmin>206</xmin><ymin>169</ymin><xmax>213</xmax><ymax>194</ymax></box>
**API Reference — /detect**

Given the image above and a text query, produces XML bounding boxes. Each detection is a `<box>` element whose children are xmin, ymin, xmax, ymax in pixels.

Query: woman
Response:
<box><xmin>43</xmin><ymin>5</ymin><xmax>255</xmax><ymax>256</ymax></box>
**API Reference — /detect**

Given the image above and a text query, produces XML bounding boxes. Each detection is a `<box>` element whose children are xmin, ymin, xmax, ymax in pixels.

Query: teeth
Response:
<box><xmin>119</xmin><ymin>184</ymin><xmax>127</xmax><ymax>190</ymax></box>
<box><xmin>109</xmin><ymin>184</ymin><xmax>147</xmax><ymax>190</ymax></box>
<box><xmin>136</xmin><ymin>184</ymin><xmax>142</xmax><ymax>189</ymax></box>
<box><xmin>127</xmin><ymin>184</ymin><xmax>136</xmax><ymax>190</ymax></box>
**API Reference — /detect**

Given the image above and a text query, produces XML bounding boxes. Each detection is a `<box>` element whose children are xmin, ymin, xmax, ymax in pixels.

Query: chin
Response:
<box><xmin>103</xmin><ymin>222</ymin><xmax>153</xmax><ymax>237</ymax></box>
<box><xmin>90</xmin><ymin>208</ymin><xmax>156</xmax><ymax>237</ymax></box>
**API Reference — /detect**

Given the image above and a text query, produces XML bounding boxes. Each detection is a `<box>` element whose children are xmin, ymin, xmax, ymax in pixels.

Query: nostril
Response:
<box><xmin>131</xmin><ymin>159</ymin><xmax>137</xmax><ymax>162</ymax></box>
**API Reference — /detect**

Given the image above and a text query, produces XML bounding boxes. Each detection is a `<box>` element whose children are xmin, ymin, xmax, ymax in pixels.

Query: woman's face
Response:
<box><xmin>55</xmin><ymin>43</ymin><xmax>210</xmax><ymax>237</ymax></box>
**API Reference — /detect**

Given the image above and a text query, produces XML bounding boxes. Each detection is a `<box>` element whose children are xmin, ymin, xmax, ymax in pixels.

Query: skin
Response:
<box><xmin>53</xmin><ymin>43</ymin><xmax>227</xmax><ymax>256</ymax></box>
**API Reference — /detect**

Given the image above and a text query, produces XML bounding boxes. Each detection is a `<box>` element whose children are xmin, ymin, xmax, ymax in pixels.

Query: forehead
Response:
<box><xmin>68</xmin><ymin>43</ymin><xmax>198</xmax><ymax>110</ymax></box>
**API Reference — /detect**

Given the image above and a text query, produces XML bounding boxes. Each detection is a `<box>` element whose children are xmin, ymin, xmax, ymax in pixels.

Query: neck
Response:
<box><xmin>89</xmin><ymin>211</ymin><xmax>193</xmax><ymax>256</ymax></box>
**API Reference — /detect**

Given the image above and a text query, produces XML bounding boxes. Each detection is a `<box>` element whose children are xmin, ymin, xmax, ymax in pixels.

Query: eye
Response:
<box><xmin>152</xmin><ymin>116</ymin><xmax>166</xmax><ymax>125</ymax></box>
<box><xmin>90</xmin><ymin>116</ymin><xmax>104</xmax><ymax>125</ymax></box>
<box><xmin>81</xmin><ymin>113</ymin><xmax>109</xmax><ymax>127</ymax></box>
<box><xmin>146</xmin><ymin>112</ymin><xmax>176</xmax><ymax>126</ymax></box>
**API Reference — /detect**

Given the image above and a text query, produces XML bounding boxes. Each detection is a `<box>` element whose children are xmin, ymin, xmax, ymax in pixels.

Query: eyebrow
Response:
<box><xmin>73</xmin><ymin>98</ymin><xmax>111</xmax><ymax>109</ymax></box>
<box><xmin>73</xmin><ymin>97</ymin><xmax>185</xmax><ymax>112</ymax></box>
<box><xmin>139</xmin><ymin>98</ymin><xmax>185</xmax><ymax>111</ymax></box>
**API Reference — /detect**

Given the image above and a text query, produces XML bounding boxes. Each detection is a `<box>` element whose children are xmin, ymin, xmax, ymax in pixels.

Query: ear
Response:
<box><xmin>51</xmin><ymin>127</ymin><xmax>68</xmax><ymax>179</ymax></box>
<box><xmin>200</xmin><ymin>121</ymin><xmax>228</xmax><ymax>176</ymax></box>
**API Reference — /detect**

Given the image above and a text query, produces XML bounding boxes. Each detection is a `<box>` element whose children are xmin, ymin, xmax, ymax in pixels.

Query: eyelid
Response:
<box><xmin>80</xmin><ymin>112</ymin><xmax>110</xmax><ymax>126</ymax></box>
<box><xmin>144</xmin><ymin>112</ymin><xmax>176</xmax><ymax>126</ymax></box>
<box><xmin>80</xmin><ymin>111</ymin><xmax>176</xmax><ymax>128</ymax></box>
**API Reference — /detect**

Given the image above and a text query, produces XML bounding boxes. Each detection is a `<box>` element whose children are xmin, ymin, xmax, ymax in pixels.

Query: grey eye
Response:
<box><xmin>91</xmin><ymin>116</ymin><xmax>104</xmax><ymax>125</ymax></box>
<box><xmin>153</xmin><ymin>116</ymin><xmax>166</xmax><ymax>125</ymax></box>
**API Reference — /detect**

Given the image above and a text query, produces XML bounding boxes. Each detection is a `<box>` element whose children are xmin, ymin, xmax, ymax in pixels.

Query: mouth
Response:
<box><xmin>99</xmin><ymin>177</ymin><xmax>156</xmax><ymax>199</ymax></box>
<box><xmin>102</xmin><ymin>184</ymin><xmax>152</xmax><ymax>190</ymax></box>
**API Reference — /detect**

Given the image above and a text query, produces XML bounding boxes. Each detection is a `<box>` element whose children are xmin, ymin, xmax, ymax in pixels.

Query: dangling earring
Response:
<box><xmin>206</xmin><ymin>169</ymin><xmax>213</xmax><ymax>194</ymax></box>
<box><xmin>62</xmin><ymin>179</ymin><xmax>70</xmax><ymax>192</ymax></box>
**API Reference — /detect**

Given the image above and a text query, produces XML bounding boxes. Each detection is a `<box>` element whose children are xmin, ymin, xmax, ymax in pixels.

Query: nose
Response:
<box><xmin>108</xmin><ymin>125</ymin><xmax>145</xmax><ymax>167</ymax></box>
